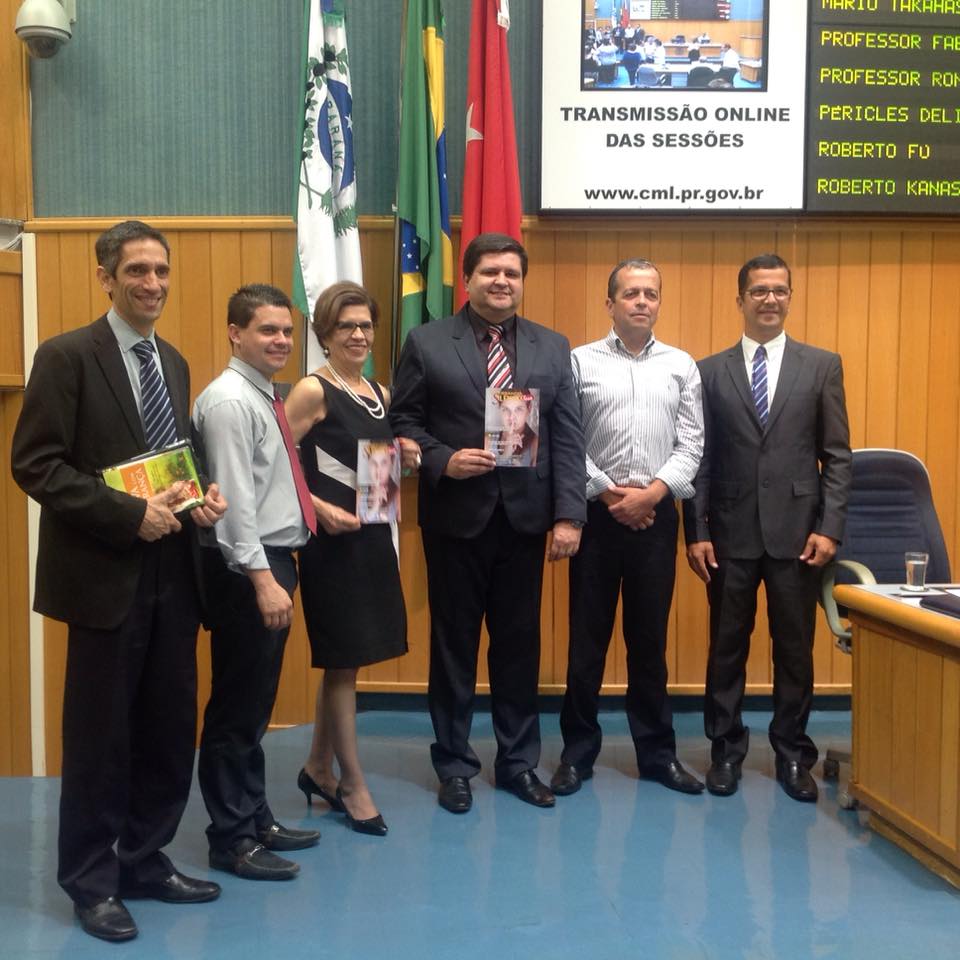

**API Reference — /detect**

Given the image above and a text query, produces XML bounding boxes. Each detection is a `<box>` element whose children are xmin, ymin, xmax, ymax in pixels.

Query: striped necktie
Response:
<box><xmin>751</xmin><ymin>344</ymin><xmax>768</xmax><ymax>427</ymax></box>
<box><xmin>132</xmin><ymin>340</ymin><xmax>178</xmax><ymax>449</ymax></box>
<box><xmin>487</xmin><ymin>325</ymin><xmax>513</xmax><ymax>389</ymax></box>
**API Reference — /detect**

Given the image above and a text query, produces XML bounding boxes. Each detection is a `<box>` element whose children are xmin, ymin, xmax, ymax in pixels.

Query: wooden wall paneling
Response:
<box><xmin>864</xmin><ymin>232</ymin><xmax>903</xmax><ymax>449</ymax></box>
<box><xmin>926</xmin><ymin>233</ymin><xmax>960</xmax><ymax>573</ymax></box>
<box><xmin>0</xmin><ymin>254</ymin><xmax>24</xmax><ymax>386</ymax></box>
<box><xmin>803</xmin><ymin>231</ymin><xmax>845</xmax><ymax>688</ymax></box>
<box><xmin>21</xmin><ymin>217</ymin><xmax>960</xmax><ymax>766</ymax></box>
<box><xmin>708</xmin><ymin>229</ymin><xmax>747</xmax><ymax>353</ymax></box>
<box><xmin>0</xmin><ymin>0</ymin><xmax>31</xmax><ymax>220</ymax></box>
<box><xmin>896</xmin><ymin>232</ymin><xmax>933</xmax><ymax>460</ymax></box>
<box><xmin>671</xmin><ymin>233</ymin><xmax>713</xmax><ymax>689</ymax></box>
<box><xmin>58</xmin><ymin>232</ymin><xmax>97</xmax><ymax>333</ymax></box>
<box><xmin>1</xmin><ymin>392</ymin><xmax>31</xmax><ymax>775</ymax></box>
<box><xmin>835</xmin><ymin>231</ymin><xmax>870</xmax><ymax>450</ymax></box>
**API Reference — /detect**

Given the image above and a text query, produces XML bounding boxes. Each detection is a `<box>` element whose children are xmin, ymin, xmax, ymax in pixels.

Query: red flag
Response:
<box><xmin>455</xmin><ymin>0</ymin><xmax>522</xmax><ymax>308</ymax></box>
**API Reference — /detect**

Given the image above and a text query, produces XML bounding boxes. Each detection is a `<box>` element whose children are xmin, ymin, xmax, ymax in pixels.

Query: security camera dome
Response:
<box><xmin>15</xmin><ymin>0</ymin><xmax>72</xmax><ymax>60</ymax></box>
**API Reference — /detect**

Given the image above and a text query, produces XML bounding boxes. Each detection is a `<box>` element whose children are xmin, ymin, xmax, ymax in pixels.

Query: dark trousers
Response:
<box><xmin>705</xmin><ymin>554</ymin><xmax>820</xmax><ymax>768</ymax></box>
<box><xmin>560</xmin><ymin>497</ymin><xmax>678</xmax><ymax>772</ymax></box>
<box><xmin>422</xmin><ymin>505</ymin><xmax>547</xmax><ymax>783</ymax></box>
<box><xmin>198</xmin><ymin>547</ymin><xmax>297</xmax><ymax>853</ymax></box>
<box><xmin>58</xmin><ymin>535</ymin><xmax>199</xmax><ymax>906</ymax></box>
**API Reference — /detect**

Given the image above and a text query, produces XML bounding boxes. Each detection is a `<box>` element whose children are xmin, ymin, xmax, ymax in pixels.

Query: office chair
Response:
<box><xmin>635</xmin><ymin>65</ymin><xmax>659</xmax><ymax>87</ymax></box>
<box><xmin>687</xmin><ymin>66</ymin><xmax>716</xmax><ymax>89</ymax></box>
<box><xmin>819</xmin><ymin>449</ymin><xmax>952</xmax><ymax>806</ymax></box>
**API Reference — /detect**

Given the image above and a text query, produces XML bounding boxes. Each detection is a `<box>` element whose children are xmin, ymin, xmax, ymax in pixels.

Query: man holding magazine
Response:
<box><xmin>11</xmin><ymin>220</ymin><xmax>226</xmax><ymax>942</ymax></box>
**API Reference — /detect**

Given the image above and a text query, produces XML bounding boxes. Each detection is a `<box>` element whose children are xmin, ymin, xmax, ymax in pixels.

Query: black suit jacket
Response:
<box><xmin>682</xmin><ymin>336</ymin><xmax>852</xmax><ymax>559</ymax></box>
<box><xmin>11</xmin><ymin>315</ymin><xmax>194</xmax><ymax>629</ymax></box>
<box><xmin>389</xmin><ymin>308</ymin><xmax>586</xmax><ymax>538</ymax></box>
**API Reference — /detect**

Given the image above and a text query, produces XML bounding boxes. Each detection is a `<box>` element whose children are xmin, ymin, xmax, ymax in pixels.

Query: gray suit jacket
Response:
<box><xmin>389</xmin><ymin>308</ymin><xmax>586</xmax><ymax>539</ymax></box>
<box><xmin>682</xmin><ymin>336</ymin><xmax>852</xmax><ymax>559</ymax></box>
<box><xmin>11</xmin><ymin>315</ymin><xmax>195</xmax><ymax>629</ymax></box>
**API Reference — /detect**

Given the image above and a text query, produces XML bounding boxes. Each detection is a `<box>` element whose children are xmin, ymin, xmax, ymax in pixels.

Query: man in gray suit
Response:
<box><xmin>390</xmin><ymin>232</ymin><xmax>586</xmax><ymax>813</ymax></box>
<box><xmin>683</xmin><ymin>254</ymin><xmax>852</xmax><ymax>803</ymax></box>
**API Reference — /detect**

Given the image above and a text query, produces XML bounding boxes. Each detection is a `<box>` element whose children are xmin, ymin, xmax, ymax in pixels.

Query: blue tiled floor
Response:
<box><xmin>2</xmin><ymin>710</ymin><xmax>958</xmax><ymax>958</ymax></box>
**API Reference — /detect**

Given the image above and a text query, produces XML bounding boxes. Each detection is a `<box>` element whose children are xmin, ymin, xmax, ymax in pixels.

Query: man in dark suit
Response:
<box><xmin>11</xmin><ymin>221</ymin><xmax>226</xmax><ymax>941</ymax></box>
<box><xmin>683</xmin><ymin>254</ymin><xmax>851</xmax><ymax>803</ymax></box>
<box><xmin>390</xmin><ymin>233</ymin><xmax>586</xmax><ymax>812</ymax></box>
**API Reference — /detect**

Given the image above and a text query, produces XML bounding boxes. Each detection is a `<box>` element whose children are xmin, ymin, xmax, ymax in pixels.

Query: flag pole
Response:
<box><xmin>391</xmin><ymin>0</ymin><xmax>410</xmax><ymax>375</ymax></box>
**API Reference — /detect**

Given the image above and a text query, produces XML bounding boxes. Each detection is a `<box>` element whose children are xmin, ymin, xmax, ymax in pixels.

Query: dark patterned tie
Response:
<box><xmin>752</xmin><ymin>344</ymin><xmax>769</xmax><ymax>427</ymax></box>
<box><xmin>487</xmin><ymin>325</ymin><xmax>513</xmax><ymax>389</ymax></box>
<box><xmin>272</xmin><ymin>391</ymin><xmax>318</xmax><ymax>536</ymax></box>
<box><xmin>132</xmin><ymin>340</ymin><xmax>178</xmax><ymax>449</ymax></box>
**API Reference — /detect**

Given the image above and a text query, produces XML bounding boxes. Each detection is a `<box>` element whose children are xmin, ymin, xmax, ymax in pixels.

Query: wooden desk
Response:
<box><xmin>834</xmin><ymin>584</ymin><xmax>960</xmax><ymax>888</ymax></box>
<box><xmin>739</xmin><ymin>59</ymin><xmax>762</xmax><ymax>83</ymax></box>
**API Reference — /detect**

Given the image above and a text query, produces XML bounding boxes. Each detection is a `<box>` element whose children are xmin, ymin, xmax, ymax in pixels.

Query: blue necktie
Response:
<box><xmin>132</xmin><ymin>340</ymin><xmax>178</xmax><ymax>449</ymax></box>
<box><xmin>751</xmin><ymin>344</ymin><xmax>768</xmax><ymax>427</ymax></box>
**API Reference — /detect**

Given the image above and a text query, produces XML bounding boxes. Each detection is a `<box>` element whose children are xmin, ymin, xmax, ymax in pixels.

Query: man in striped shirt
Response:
<box><xmin>551</xmin><ymin>259</ymin><xmax>705</xmax><ymax>798</ymax></box>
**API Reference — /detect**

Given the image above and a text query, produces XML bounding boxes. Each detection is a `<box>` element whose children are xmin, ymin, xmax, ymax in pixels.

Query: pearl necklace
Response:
<box><xmin>326</xmin><ymin>362</ymin><xmax>385</xmax><ymax>420</ymax></box>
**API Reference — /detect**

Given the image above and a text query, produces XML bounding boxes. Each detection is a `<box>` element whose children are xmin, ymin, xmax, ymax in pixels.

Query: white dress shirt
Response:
<box><xmin>572</xmin><ymin>329</ymin><xmax>704</xmax><ymax>501</ymax></box>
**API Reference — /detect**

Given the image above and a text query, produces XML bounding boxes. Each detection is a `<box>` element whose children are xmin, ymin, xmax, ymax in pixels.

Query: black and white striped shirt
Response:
<box><xmin>572</xmin><ymin>329</ymin><xmax>704</xmax><ymax>501</ymax></box>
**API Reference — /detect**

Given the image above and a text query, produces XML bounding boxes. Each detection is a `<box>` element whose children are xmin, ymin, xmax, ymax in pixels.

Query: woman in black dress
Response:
<box><xmin>285</xmin><ymin>282</ymin><xmax>419</xmax><ymax>836</ymax></box>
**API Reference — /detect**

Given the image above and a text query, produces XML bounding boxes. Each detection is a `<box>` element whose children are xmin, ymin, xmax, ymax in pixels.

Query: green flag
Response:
<box><xmin>396</xmin><ymin>0</ymin><xmax>452</xmax><ymax>351</ymax></box>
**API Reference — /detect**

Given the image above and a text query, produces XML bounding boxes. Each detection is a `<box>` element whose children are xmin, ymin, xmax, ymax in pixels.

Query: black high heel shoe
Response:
<box><xmin>297</xmin><ymin>768</ymin><xmax>346</xmax><ymax>812</ymax></box>
<box><xmin>337</xmin><ymin>787</ymin><xmax>388</xmax><ymax>837</ymax></box>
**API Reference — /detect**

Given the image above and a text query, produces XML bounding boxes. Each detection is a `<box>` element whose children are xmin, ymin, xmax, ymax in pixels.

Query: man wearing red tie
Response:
<box><xmin>193</xmin><ymin>284</ymin><xmax>320</xmax><ymax>880</ymax></box>
<box><xmin>390</xmin><ymin>234</ymin><xmax>586</xmax><ymax>813</ymax></box>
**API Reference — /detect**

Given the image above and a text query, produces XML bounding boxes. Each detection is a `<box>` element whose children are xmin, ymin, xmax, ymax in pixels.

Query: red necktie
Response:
<box><xmin>272</xmin><ymin>391</ymin><xmax>318</xmax><ymax>536</ymax></box>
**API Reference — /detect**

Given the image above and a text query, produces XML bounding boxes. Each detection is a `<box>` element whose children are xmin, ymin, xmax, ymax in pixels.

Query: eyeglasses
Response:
<box><xmin>334</xmin><ymin>321</ymin><xmax>375</xmax><ymax>335</ymax></box>
<box><xmin>746</xmin><ymin>286</ymin><xmax>791</xmax><ymax>301</ymax></box>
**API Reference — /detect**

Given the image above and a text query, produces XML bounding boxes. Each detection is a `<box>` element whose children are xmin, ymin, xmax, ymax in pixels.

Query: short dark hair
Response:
<box><xmin>227</xmin><ymin>284</ymin><xmax>293</xmax><ymax>329</ymax></box>
<box><xmin>311</xmin><ymin>281</ymin><xmax>379</xmax><ymax>348</ymax></box>
<box><xmin>462</xmin><ymin>232</ymin><xmax>528</xmax><ymax>280</ymax></box>
<box><xmin>95</xmin><ymin>220</ymin><xmax>169</xmax><ymax>277</ymax></box>
<box><xmin>737</xmin><ymin>254</ymin><xmax>792</xmax><ymax>297</ymax></box>
<box><xmin>606</xmin><ymin>258</ymin><xmax>662</xmax><ymax>300</ymax></box>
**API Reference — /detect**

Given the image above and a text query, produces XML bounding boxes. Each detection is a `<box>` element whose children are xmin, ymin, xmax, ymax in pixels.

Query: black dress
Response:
<box><xmin>298</xmin><ymin>375</ymin><xmax>407</xmax><ymax>669</ymax></box>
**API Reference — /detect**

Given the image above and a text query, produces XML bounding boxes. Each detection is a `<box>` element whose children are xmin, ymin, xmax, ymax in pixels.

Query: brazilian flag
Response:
<box><xmin>396</xmin><ymin>0</ymin><xmax>453</xmax><ymax>350</ymax></box>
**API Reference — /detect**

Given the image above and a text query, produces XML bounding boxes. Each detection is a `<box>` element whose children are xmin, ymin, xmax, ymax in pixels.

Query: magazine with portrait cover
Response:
<box><xmin>483</xmin><ymin>388</ymin><xmax>540</xmax><ymax>467</ymax></box>
<box><xmin>356</xmin><ymin>439</ymin><xmax>402</xmax><ymax>524</ymax></box>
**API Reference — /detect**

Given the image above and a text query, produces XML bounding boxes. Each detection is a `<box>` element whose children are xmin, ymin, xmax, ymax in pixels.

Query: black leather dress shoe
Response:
<box><xmin>550</xmin><ymin>762</ymin><xmax>593</xmax><ymax>797</ymax></box>
<box><xmin>776</xmin><ymin>759</ymin><xmax>819</xmax><ymax>803</ymax></box>
<box><xmin>209</xmin><ymin>841</ymin><xmax>300</xmax><ymax>880</ymax></box>
<box><xmin>498</xmin><ymin>769</ymin><xmax>555</xmax><ymax>807</ymax></box>
<box><xmin>74</xmin><ymin>897</ymin><xmax>138</xmax><ymax>942</ymax></box>
<box><xmin>121</xmin><ymin>869</ymin><xmax>221</xmax><ymax>903</ymax></box>
<box><xmin>705</xmin><ymin>761</ymin><xmax>742</xmax><ymax>797</ymax></box>
<box><xmin>438</xmin><ymin>776</ymin><xmax>473</xmax><ymax>813</ymax></box>
<box><xmin>257</xmin><ymin>822</ymin><xmax>320</xmax><ymax>851</ymax></box>
<box><xmin>338</xmin><ymin>787</ymin><xmax>388</xmax><ymax>836</ymax></box>
<box><xmin>641</xmin><ymin>759</ymin><xmax>705</xmax><ymax>795</ymax></box>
